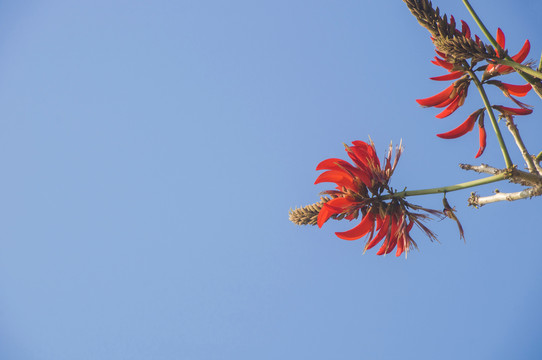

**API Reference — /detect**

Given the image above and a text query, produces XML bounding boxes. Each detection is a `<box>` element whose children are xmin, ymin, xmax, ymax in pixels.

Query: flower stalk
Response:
<box><xmin>384</xmin><ymin>173</ymin><xmax>507</xmax><ymax>199</ymax></box>
<box><xmin>505</xmin><ymin>117</ymin><xmax>537</xmax><ymax>173</ymax></box>
<box><xmin>467</xmin><ymin>70</ymin><xmax>513</xmax><ymax>168</ymax></box>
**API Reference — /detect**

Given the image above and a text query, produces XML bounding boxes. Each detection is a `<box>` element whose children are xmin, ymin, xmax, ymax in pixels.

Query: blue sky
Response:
<box><xmin>0</xmin><ymin>1</ymin><xmax>541</xmax><ymax>359</ymax></box>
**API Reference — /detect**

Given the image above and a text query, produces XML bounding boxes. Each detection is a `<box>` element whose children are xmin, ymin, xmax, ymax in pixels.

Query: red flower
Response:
<box><xmin>485</xmin><ymin>28</ymin><xmax>531</xmax><ymax>78</ymax></box>
<box><xmin>416</xmin><ymin>81</ymin><xmax>470</xmax><ymax>118</ymax></box>
<box><xmin>436</xmin><ymin>109</ymin><xmax>482</xmax><ymax>139</ymax></box>
<box><xmin>492</xmin><ymin>105</ymin><xmax>533</xmax><ymax>116</ymax></box>
<box><xmin>314</xmin><ymin>140</ymin><xmax>441</xmax><ymax>257</ymax></box>
<box><xmin>475</xmin><ymin>122</ymin><xmax>487</xmax><ymax>158</ymax></box>
<box><xmin>484</xmin><ymin>80</ymin><xmax>533</xmax><ymax>109</ymax></box>
<box><xmin>436</xmin><ymin>108</ymin><xmax>487</xmax><ymax>158</ymax></box>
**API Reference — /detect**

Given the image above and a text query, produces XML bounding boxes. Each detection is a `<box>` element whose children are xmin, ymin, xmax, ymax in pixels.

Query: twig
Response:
<box><xmin>505</xmin><ymin>117</ymin><xmax>537</xmax><ymax>174</ymax></box>
<box><xmin>469</xmin><ymin>187</ymin><xmax>542</xmax><ymax>207</ymax></box>
<box><xmin>533</xmin><ymin>155</ymin><xmax>542</xmax><ymax>176</ymax></box>
<box><xmin>459</xmin><ymin>163</ymin><xmax>501</xmax><ymax>175</ymax></box>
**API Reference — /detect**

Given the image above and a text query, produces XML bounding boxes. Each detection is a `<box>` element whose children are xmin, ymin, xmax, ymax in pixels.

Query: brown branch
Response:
<box><xmin>505</xmin><ymin>117</ymin><xmax>537</xmax><ymax>174</ymax></box>
<box><xmin>468</xmin><ymin>187</ymin><xmax>542</xmax><ymax>207</ymax></box>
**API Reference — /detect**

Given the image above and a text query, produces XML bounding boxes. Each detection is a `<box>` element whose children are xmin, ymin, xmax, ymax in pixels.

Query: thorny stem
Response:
<box><xmin>467</xmin><ymin>70</ymin><xmax>513</xmax><ymax>168</ymax></box>
<box><xmin>382</xmin><ymin>173</ymin><xmax>507</xmax><ymax>199</ymax></box>
<box><xmin>462</xmin><ymin>0</ymin><xmax>542</xmax><ymax>98</ymax></box>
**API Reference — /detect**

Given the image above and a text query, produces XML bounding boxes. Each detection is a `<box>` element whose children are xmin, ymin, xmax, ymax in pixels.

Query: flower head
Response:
<box><xmin>436</xmin><ymin>108</ymin><xmax>487</xmax><ymax>158</ymax></box>
<box><xmin>314</xmin><ymin>140</ymin><xmax>442</xmax><ymax>257</ymax></box>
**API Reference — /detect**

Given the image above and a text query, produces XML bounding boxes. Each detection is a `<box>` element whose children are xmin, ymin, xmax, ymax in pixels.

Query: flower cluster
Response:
<box><xmin>314</xmin><ymin>140</ymin><xmax>441</xmax><ymax>257</ymax></box>
<box><xmin>416</xmin><ymin>19</ymin><xmax>533</xmax><ymax>158</ymax></box>
<box><xmin>484</xmin><ymin>28</ymin><xmax>531</xmax><ymax>78</ymax></box>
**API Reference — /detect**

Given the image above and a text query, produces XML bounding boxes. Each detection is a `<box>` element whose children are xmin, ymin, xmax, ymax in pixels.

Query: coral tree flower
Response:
<box><xmin>486</xmin><ymin>80</ymin><xmax>532</xmax><ymax>109</ymax></box>
<box><xmin>436</xmin><ymin>108</ymin><xmax>487</xmax><ymax>158</ymax></box>
<box><xmin>417</xmin><ymin>48</ymin><xmax>471</xmax><ymax>119</ymax></box>
<box><xmin>416</xmin><ymin>80</ymin><xmax>470</xmax><ymax>118</ymax></box>
<box><xmin>485</xmin><ymin>28</ymin><xmax>531</xmax><ymax>78</ymax></box>
<box><xmin>314</xmin><ymin>140</ymin><xmax>439</xmax><ymax>257</ymax></box>
<box><xmin>416</xmin><ymin>19</ymin><xmax>533</xmax><ymax>159</ymax></box>
<box><xmin>416</xmin><ymin>18</ymin><xmax>473</xmax><ymax>118</ymax></box>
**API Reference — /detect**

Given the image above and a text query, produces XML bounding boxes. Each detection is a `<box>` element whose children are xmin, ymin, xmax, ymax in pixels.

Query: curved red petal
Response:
<box><xmin>365</xmin><ymin>216</ymin><xmax>390</xmax><ymax>250</ymax></box>
<box><xmin>502</xmin><ymin>83</ymin><xmax>532</xmax><ymax>97</ymax></box>
<box><xmin>430</xmin><ymin>71</ymin><xmax>464</xmax><ymax>81</ymax></box>
<box><xmin>433</xmin><ymin>95</ymin><xmax>455</xmax><ymax>108</ymax></box>
<box><xmin>314</xmin><ymin>170</ymin><xmax>355</xmax><ymax>190</ymax></box>
<box><xmin>384</xmin><ymin>237</ymin><xmax>398</xmax><ymax>254</ymax></box>
<box><xmin>377</xmin><ymin>235</ymin><xmax>397</xmax><ymax>256</ymax></box>
<box><xmin>316</xmin><ymin>158</ymin><xmax>352</xmax><ymax>171</ymax></box>
<box><xmin>350</xmin><ymin>142</ymin><xmax>380</xmax><ymax>168</ymax></box>
<box><xmin>376</xmin><ymin>217</ymin><xmax>399</xmax><ymax>255</ymax></box>
<box><xmin>461</xmin><ymin>20</ymin><xmax>471</xmax><ymax>38</ymax></box>
<box><xmin>416</xmin><ymin>84</ymin><xmax>454</xmax><ymax>107</ymax></box>
<box><xmin>335</xmin><ymin>212</ymin><xmax>376</xmax><ymax>241</ymax></box>
<box><xmin>511</xmin><ymin>40</ymin><xmax>530</xmax><ymax>63</ymax></box>
<box><xmin>474</xmin><ymin>125</ymin><xmax>487</xmax><ymax>158</ymax></box>
<box><xmin>432</xmin><ymin>56</ymin><xmax>454</xmax><ymax>70</ymax></box>
<box><xmin>496</xmin><ymin>28</ymin><xmax>505</xmax><ymax>50</ymax></box>
<box><xmin>396</xmin><ymin>221</ymin><xmax>415</xmax><ymax>257</ymax></box>
<box><xmin>317</xmin><ymin>197</ymin><xmax>355</xmax><ymax>228</ymax></box>
<box><xmin>493</xmin><ymin>105</ymin><xmax>533</xmax><ymax>116</ymax></box>
<box><xmin>435</xmin><ymin>94</ymin><xmax>462</xmax><ymax>118</ymax></box>
<box><xmin>436</xmin><ymin>111</ymin><xmax>479</xmax><ymax>139</ymax></box>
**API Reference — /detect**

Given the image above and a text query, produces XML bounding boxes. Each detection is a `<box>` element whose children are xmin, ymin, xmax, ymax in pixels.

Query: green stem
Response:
<box><xmin>492</xmin><ymin>59</ymin><xmax>542</xmax><ymax>80</ymax></box>
<box><xmin>383</xmin><ymin>173</ymin><xmax>507</xmax><ymax>199</ymax></box>
<box><xmin>467</xmin><ymin>70</ymin><xmax>513</xmax><ymax>168</ymax></box>
<box><xmin>462</xmin><ymin>0</ymin><xmax>499</xmax><ymax>52</ymax></box>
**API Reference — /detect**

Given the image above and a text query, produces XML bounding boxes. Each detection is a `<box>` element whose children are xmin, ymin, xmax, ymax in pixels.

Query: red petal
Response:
<box><xmin>436</xmin><ymin>110</ymin><xmax>480</xmax><ymax>139</ymax></box>
<box><xmin>474</xmin><ymin>125</ymin><xmax>487</xmax><ymax>158</ymax></box>
<box><xmin>350</xmin><ymin>141</ymin><xmax>380</xmax><ymax>168</ymax></box>
<box><xmin>435</xmin><ymin>94</ymin><xmax>462</xmax><ymax>118</ymax></box>
<box><xmin>511</xmin><ymin>40</ymin><xmax>530</xmax><ymax>63</ymax></box>
<box><xmin>496</xmin><ymin>28</ymin><xmax>505</xmax><ymax>50</ymax></box>
<box><xmin>314</xmin><ymin>170</ymin><xmax>355</xmax><ymax>190</ymax></box>
<box><xmin>493</xmin><ymin>105</ymin><xmax>533</xmax><ymax>116</ymax></box>
<box><xmin>316</xmin><ymin>158</ymin><xmax>364</xmax><ymax>180</ymax></box>
<box><xmin>376</xmin><ymin>217</ymin><xmax>399</xmax><ymax>255</ymax></box>
<box><xmin>432</xmin><ymin>56</ymin><xmax>454</xmax><ymax>70</ymax></box>
<box><xmin>316</xmin><ymin>158</ymin><xmax>352</xmax><ymax>171</ymax></box>
<box><xmin>317</xmin><ymin>197</ymin><xmax>355</xmax><ymax>228</ymax></box>
<box><xmin>396</xmin><ymin>235</ymin><xmax>405</xmax><ymax>257</ymax></box>
<box><xmin>376</xmin><ymin>235</ymin><xmax>397</xmax><ymax>256</ymax></box>
<box><xmin>416</xmin><ymin>84</ymin><xmax>454</xmax><ymax>107</ymax></box>
<box><xmin>335</xmin><ymin>212</ymin><xmax>375</xmax><ymax>241</ymax></box>
<box><xmin>461</xmin><ymin>20</ymin><xmax>471</xmax><ymax>38</ymax></box>
<box><xmin>502</xmin><ymin>83</ymin><xmax>532</xmax><ymax>97</ymax></box>
<box><xmin>396</xmin><ymin>221</ymin><xmax>415</xmax><ymax>257</ymax></box>
<box><xmin>430</xmin><ymin>71</ymin><xmax>464</xmax><ymax>81</ymax></box>
<box><xmin>435</xmin><ymin>50</ymin><xmax>447</xmax><ymax>59</ymax></box>
<box><xmin>433</xmin><ymin>95</ymin><xmax>455</xmax><ymax>108</ymax></box>
<box><xmin>365</xmin><ymin>216</ymin><xmax>390</xmax><ymax>250</ymax></box>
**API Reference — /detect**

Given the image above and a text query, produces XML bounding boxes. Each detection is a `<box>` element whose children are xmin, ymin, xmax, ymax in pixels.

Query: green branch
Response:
<box><xmin>468</xmin><ymin>70</ymin><xmax>513</xmax><ymax>168</ymax></box>
<box><xmin>384</xmin><ymin>173</ymin><xmax>507</xmax><ymax>199</ymax></box>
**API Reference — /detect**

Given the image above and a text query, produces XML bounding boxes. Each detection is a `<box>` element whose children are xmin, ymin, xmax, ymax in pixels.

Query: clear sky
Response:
<box><xmin>0</xmin><ymin>1</ymin><xmax>541</xmax><ymax>359</ymax></box>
